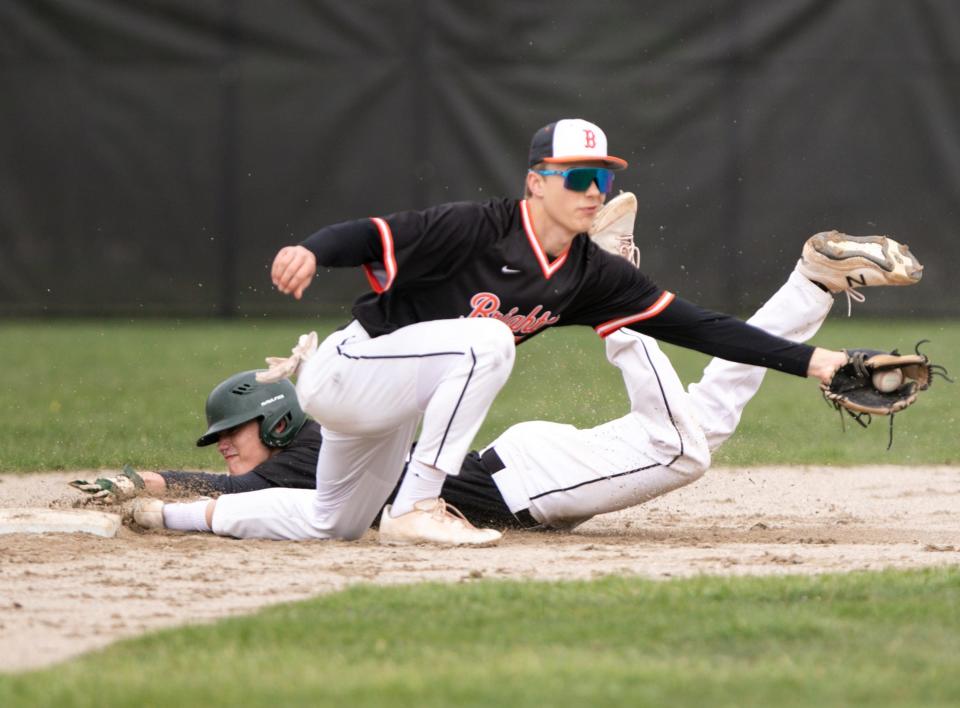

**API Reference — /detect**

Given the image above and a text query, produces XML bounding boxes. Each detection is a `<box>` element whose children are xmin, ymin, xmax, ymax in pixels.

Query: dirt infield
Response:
<box><xmin>1</xmin><ymin>465</ymin><xmax>958</xmax><ymax>673</ymax></box>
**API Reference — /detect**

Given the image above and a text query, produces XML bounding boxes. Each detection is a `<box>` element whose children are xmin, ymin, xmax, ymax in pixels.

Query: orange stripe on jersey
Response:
<box><xmin>594</xmin><ymin>291</ymin><xmax>676</xmax><ymax>338</ymax></box>
<box><xmin>519</xmin><ymin>199</ymin><xmax>570</xmax><ymax>280</ymax></box>
<box><xmin>361</xmin><ymin>217</ymin><xmax>398</xmax><ymax>293</ymax></box>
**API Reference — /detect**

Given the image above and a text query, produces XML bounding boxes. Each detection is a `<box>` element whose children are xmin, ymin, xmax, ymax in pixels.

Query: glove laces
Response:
<box><xmin>430</xmin><ymin>498</ymin><xmax>475</xmax><ymax>528</ymax></box>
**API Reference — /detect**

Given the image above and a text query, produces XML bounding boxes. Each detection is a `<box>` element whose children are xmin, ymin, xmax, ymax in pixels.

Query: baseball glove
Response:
<box><xmin>69</xmin><ymin>464</ymin><xmax>145</xmax><ymax>503</ymax></box>
<box><xmin>822</xmin><ymin>340</ymin><xmax>952</xmax><ymax>447</ymax></box>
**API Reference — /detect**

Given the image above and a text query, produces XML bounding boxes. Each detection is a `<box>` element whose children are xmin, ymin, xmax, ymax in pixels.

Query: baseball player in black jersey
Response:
<box><xmin>130</xmin><ymin>189</ymin><xmax>922</xmax><ymax>535</ymax></box>
<box><xmin>141</xmin><ymin>118</ymin><xmax>872</xmax><ymax>545</ymax></box>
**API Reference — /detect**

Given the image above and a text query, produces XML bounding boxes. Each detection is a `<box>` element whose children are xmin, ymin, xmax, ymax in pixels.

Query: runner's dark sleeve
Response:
<box><xmin>158</xmin><ymin>421</ymin><xmax>322</xmax><ymax>495</ymax></box>
<box><xmin>158</xmin><ymin>469</ymin><xmax>278</xmax><ymax>495</ymax></box>
<box><xmin>298</xmin><ymin>201</ymin><xmax>496</xmax><ymax>292</ymax></box>
<box><xmin>567</xmin><ymin>249</ymin><xmax>814</xmax><ymax>376</ymax></box>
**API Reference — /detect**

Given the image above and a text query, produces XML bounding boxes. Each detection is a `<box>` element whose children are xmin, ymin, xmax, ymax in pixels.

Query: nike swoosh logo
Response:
<box><xmin>501</xmin><ymin>266</ymin><xmax>522</xmax><ymax>274</ymax></box>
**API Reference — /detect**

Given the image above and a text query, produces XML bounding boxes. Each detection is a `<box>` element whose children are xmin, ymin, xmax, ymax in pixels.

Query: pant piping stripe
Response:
<box><xmin>433</xmin><ymin>347</ymin><xmax>478</xmax><ymax>466</ymax></box>
<box><xmin>336</xmin><ymin>346</ymin><xmax>465</xmax><ymax>360</ymax></box>
<box><xmin>637</xmin><ymin>333</ymin><xmax>685</xmax><ymax>458</ymax></box>
<box><xmin>528</xmin><ymin>332</ymin><xmax>685</xmax><ymax>501</ymax></box>
<box><xmin>529</xmin><ymin>461</ymin><xmax>662</xmax><ymax>500</ymax></box>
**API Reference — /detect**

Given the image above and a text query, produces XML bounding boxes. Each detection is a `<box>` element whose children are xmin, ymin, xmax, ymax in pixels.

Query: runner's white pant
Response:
<box><xmin>212</xmin><ymin>317</ymin><xmax>515</xmax><ymax>540</ymax></box>
<box><xmin>489</xmin><ymin>269</ymin><xmax>833</xmax><ymax>528</ymax></box>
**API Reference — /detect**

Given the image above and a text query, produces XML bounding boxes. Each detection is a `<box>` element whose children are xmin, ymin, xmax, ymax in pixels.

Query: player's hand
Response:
<box><xmin>807</xmin><ymin>347</ymin><xmax>848</xmax><ymax>385</ymax></box>
<box><xmin>69</xmin><ymin>465</ymin><xmax>145</xmax><ymax>502</ymax></box>
<box><xmin>271</xmin><ymin>245</ymin><xmax>317</xmax><ymax>300</ymax></box>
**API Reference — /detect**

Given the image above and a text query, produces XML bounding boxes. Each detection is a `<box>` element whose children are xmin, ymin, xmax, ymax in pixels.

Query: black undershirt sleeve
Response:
<box><xmin>299</xmin><ymin>219</ymin><xmax>380</xmax><ymax>267</ymax></box>
<box><xmin>567</xmin><ymin>250</ymin><xmax>815</xmax><ymax>377</ymax></box>
<box><xmin>298</xmin><ymin>202</ymin><xmax>497</xmax><ymax>292</ymax></box>
<box><xmin>627</xmin><ymin>297</ymin><xmax>815</xmax><ymax>377</ymax></box>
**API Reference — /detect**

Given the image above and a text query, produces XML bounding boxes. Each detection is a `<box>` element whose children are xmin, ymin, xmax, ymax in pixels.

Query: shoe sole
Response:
<box><xmin>589</xmin><ymin>192</ymin><xmax>637</xmax><ymax>236</ymax></box>
<box><xmin>589</xmin><ymin>192</ymin><xmax>641</xmax><ymax>267</ymax></box>
<box><xmin>806</xmin><ymin>232</ymin><xmax>922</xmax><ymax>284</ymax></box>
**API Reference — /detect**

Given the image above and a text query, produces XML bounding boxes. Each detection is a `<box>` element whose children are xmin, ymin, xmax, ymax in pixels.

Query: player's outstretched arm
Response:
<box><xmin>271</xmin><ymin>245</ymin><xmax>317</xmax><ymax>300</ymax></box>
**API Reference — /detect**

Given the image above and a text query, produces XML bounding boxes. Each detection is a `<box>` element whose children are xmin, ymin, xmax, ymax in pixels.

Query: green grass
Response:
<box><xmin>2</xmin><ymin>569</ymin><xmax>959</xmax><ymax>707</ymax></box>
<box><xmin>1</xmin><ymin>318</ymin><xmax>958</xmax><ymax>471</ymax></box>
<box><xmin>2</xmin><ymin>320</ymin><xmax>958</xmax><ymax>703</ymax></box>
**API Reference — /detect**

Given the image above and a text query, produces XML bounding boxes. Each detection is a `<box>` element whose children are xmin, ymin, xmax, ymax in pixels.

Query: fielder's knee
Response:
<box><xmin>473</xmin><ymin>318</ymin><xmax>515</xmax><ymax>357</ymax></box>
<box><xmin>668</xmin><ymin>433</ymin><xmax>711</xmax><ymax>481</ymax></box>
<box><xmin>467</xmin><ymin>318</ymin><xmax>516</xmax><ymax>379</ymax></box>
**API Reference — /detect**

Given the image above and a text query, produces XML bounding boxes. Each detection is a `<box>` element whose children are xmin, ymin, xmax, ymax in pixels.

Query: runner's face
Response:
<box><xmin>538</xmin><ymin>162</ymin><xmax>608</xmax><ymax>235</ymax></box>
<box><xmin>217</xmin><ymin>420</ymin><xmax>271</xmax><ymax>475</ymax></box>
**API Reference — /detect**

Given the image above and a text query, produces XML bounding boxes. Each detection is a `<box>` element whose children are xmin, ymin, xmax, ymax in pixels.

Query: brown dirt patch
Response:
<box><xmin>1</xmin><ymin>465</ymin><xmax>958</xmax><ymax>673</ymax></box>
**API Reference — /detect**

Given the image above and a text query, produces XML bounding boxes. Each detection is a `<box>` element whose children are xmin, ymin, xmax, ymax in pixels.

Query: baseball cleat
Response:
<box><xmin>796</xmin><ymin>231</ymin><xmax>923</xmax><ymax>315</ymax></box>
<box><xmin>256</xmin><ymin>331</ymin><xmax>318</xmax><ymax>383</ymax></box>
<box><xmin>378</xmin><ymin>498</ymin><xmax>502</xmax><ymax>547</ymax></box>
<box><xmin>132</xmin><ymin>498</ymin><xmax>166</xmax><ymax>530</ymax></box>
<box><xmin>589</xmin><ymin>191</ymin><xmax>640</xmax><ymax>267</ymax></box>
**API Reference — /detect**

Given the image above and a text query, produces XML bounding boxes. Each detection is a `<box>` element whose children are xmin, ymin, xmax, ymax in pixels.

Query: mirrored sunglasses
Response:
<box><xmin>531</xmin><ymin>167</ymin><xmax>615</xmax><ymax>193</ymax></box>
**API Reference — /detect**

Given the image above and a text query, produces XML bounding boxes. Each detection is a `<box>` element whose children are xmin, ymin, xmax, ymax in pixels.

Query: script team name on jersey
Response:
<box><xmin>465</xmin><ymin>292</ymin><xmax>559</xmax><ymax>338</ymax></box>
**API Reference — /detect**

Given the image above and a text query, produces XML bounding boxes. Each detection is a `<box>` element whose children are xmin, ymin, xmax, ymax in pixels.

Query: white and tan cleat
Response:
<box><xmin>589</xmin><ymin>191</ymin><xmax>640</xmax><ymax>267</ymax></box>
<box><xmin>796</xmin><ymin>231</ymin><xmax>923</xmax><ymax>315</ymax></box>
<box><xmin>132</xmin><ymin>498</ymin><xmax>166</xmax><ymax>530</ymax></box>
<box><xmin>378</xmin><ymin>498</ymin><xmax>502</xmax><ymax>547</ymax></box>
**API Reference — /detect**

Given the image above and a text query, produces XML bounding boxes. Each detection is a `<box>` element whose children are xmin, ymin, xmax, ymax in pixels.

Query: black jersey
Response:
<box><xmin>249</xmin><ymin>420</ymin><xmax>323</xmax><ymax>487</ymax></box>
<box><xmin>301</xmin><ymin>198</ymin><xmax>814</xmax><ymax>375</ymax></box>
<box><xmin>159</xmin><ymin>421</ymin><xmax>322</xmax><ymax>495</ymax></box>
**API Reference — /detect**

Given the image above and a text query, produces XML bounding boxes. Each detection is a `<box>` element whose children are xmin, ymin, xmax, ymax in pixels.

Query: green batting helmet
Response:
<box><xmin>196</xmin><ymin>370</ymin><xmax>307</xmax><ymax>448</ymax></box>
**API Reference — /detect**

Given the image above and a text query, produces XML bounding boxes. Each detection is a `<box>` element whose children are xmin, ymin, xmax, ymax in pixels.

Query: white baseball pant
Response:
<box><xmin>489</xmin><ymin>269</ymin><xmax>833</xmax><ymax>528</ymax></box>
<box><xmin>212</xmin><ymin>317</ymin><xmax>515</xmax><ymax>540</ymax></box>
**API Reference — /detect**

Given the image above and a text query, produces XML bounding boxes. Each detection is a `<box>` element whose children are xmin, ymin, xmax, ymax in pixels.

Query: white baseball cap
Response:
<box><xmin>528</xmin><ymin>118</ymin><xmax>628</xmax><ymax>170</ymax></box>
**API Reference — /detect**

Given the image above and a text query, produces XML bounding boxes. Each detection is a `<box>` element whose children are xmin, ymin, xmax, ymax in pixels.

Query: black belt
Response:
<box><xmin>480</xmin><ymin>447</ymin><xmax>541</xmax><ymax>529</ymax></box>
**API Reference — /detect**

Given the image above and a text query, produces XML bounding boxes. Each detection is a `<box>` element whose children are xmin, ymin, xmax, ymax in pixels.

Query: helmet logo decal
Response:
<box><xmin>260</xmin><ymin>394</ymin><xmax>285</xmax><ymax>406</ymax></box>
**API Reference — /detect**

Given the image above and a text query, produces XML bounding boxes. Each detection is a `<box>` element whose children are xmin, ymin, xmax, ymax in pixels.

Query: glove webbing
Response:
<box><xmin>827</xmin><ymin>399</ymin><xmax>897</xmax><ymax>450</ymax></box>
